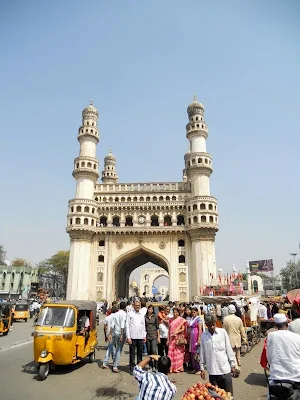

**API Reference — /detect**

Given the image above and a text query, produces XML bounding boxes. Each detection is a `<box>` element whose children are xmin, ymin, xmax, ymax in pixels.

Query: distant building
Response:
<box><xmin>0</xmin><ymin>264</ymin><xmax>38</xmax><ymax>300</ymax></box>
<box><xmin>39</xmin><ymin>271</ymin><xmax>65</xmax><ymax>298</ymax></box>
<box><xmin>246</xmin><ymin>272</ymin><xmax>282</xmax><ymax>296</ymax></box>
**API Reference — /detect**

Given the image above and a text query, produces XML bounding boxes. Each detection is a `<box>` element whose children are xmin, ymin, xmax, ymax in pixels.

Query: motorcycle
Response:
<box><xmin>269</xmin><ymin>380</ymin><xmax>300</xmax><ymax>400</ymax></box>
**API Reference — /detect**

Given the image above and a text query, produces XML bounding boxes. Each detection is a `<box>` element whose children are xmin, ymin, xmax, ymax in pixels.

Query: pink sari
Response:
<box><xmin>168</xmin><ymin>316</ymin><xmax>187</xmax><ymax>373</ymax></box>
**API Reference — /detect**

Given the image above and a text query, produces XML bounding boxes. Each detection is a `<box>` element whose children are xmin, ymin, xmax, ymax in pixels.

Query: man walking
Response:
<box><xmin>102</xmin><ymin>306</ymin><xmax>118</xmax><ymax>369</ymax></box>
<box><xmin>200</xmin><ymin>314</ymin><xmax>236</xmax><ymax>396</ymax></box>
<box><xmin>110</xmin><ymin>301</ymin><xmax>127</xmax><ymax>373</ymax></box>
<box><xmin>223</xmin><ymin>304</ymin><xmax>247</xmax><ymax>369</ymax></box>
<box><xmin>126</xmin><ymin>300</ymin><xmax>146</xmax><ymax>374</ymax></box>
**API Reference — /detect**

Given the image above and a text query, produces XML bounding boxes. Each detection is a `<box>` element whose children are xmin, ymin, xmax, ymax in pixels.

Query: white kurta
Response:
<box><xmin>267</xmin><ymin>330</ymin><xmax>300</xmax><ymax>382</ymax></box>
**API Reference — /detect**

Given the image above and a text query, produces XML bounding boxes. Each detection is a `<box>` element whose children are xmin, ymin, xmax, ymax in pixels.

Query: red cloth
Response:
<box><xmin>260</xmin><ymin>338</ymin><xmax>268</xmax><ymax>369</ymax></box>
<box><xmin>294</xmin><ymin>294</ymin><xmax>300</xmax><ymax>315</ymax></box>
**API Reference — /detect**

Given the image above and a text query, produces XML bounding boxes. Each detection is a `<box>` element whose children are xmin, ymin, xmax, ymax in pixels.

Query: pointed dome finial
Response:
<box><xmin>90</xmin><ymin>97</ymin><xmax>93</xmax><ymax>105</ymax></box>
<box><xmin>193</xmin><ymin>93</ymin><xmax>197</xmax><ymax>102</ymax></box>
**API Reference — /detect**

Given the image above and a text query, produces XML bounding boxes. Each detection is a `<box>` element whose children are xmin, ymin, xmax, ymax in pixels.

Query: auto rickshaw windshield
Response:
<box><xmin>36</xmin><ymin>307</ymin><xmax>75</xmax><ymax>327</ymax></box>
<box><xmin>15</xmin><ymin>304</ymin><xmax>28</xmax><ymax>311</ymax></box>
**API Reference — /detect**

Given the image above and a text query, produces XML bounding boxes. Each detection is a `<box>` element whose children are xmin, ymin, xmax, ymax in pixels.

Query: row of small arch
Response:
<box><xmin>188</xmin><ymin>203</ymin><xmax>216</xmax><ymax>211</ymax></box>
<box><xmin>79</xmin><ymin>127</ymin><xmax>98</xmax><ymax>135</ymax></box>
<box><xmin>102</xmin><ymin>171</ymin><xmax>117</xmax><ymax>178</ymax></box>
<box><xmin>82</xmin><ymin>120</ymin><xmax>96</xmax><ymax>126</ymax></box>
<box><xmin>186</xmin><ymin>158</ymin><xmax>211</xmax><ymax>167</ymax></box>
<box><xmin>69</xmin><ymin>214</ymin><xmax>185</xmax><ymax>227</ymax></box>
<box><xmin>1</xmin><ymin>271</ymin><xmax>37</xmax><ymax>280</ymax></box>
<box><xmin>69</xmin><ymin>214</ymin><xmax>217</xmax><ymax>226</ymax></box>
<box><xmin>188</xmin><ymin>216</ymin><xmax>217</xmax><ymax>224</ymax></box>
<box><xmin>75</xmin><ymin>161</ymin><xmax>97</xmax><ymax>169</ymax></box>
<box><xmin>98</xmin><ymin>205</ymin><xmax>185</xmax><ymax>212</ymax></box>
<box><xmin>70</xmin><ymin>206</ymin><xmax>96</xmax><ymax>213</ymax></box>
<box><xmin>189</xmin><ymin>115</ymin><xmax>204</xmax><ymax>122</ymax></box>
<box><xmin>98</xmin><ymin>215</ymin><xmax>185</xmax><ymax>227</ymax></box>
<box><xmin>95</xmin><ymin>195</ymin><xmax>178</xmax><ymax>202</ymax></box>
<box><xmin>186</xmin><ymin>122</ymin><xmax>206</xmax><ymax>130</ymax></box>
<box><xmin>70</xmin><ymin>205</ymin><xmax>188</xmax><ymax>216</ymax></box>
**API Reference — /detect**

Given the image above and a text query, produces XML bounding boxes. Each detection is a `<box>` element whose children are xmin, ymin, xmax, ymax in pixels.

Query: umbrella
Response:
<box><xmin>286</xmin><ymin>289</ymin><xmax>300</xmax><ymax>307</ymax></box>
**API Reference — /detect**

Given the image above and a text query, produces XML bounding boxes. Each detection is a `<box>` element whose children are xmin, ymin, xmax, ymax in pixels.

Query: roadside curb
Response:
<box><xmin>0</xmin><ymin>338</ymin><xmax>33</xmax><ymax>352</ymax></box>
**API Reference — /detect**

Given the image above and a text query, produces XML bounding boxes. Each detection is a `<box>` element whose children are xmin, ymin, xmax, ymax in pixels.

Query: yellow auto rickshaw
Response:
<box><xmin>14</xmin><ymin>301</ymin><xmax>29</xmax><ymax>322</ymax></box>
<box><xmin>0</xmin><ymin>302</ymin><xmax>13</xmax><ymax>336</ymax></box>
<box><xmin>33</xmin><ymin>300</ymin><xmax>98</xmax><ymax>380</ymax></box>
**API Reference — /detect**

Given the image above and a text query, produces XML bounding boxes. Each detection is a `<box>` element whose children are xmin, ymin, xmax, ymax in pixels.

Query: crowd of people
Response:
<box><xmin>100</xmin><ymin>298</ymin><xmax>254</xmax><ymax>398</ymax></box>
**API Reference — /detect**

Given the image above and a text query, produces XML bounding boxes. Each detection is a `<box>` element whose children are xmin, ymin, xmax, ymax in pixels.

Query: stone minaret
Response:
<box><xmin>101</xmin><ymin>150</ymin><xmax>118</xmax><ymax>183</ymax></box>
<box><xmin>66</xmin><ymin>101</ymin><xmax>100</xmax><ymax>300</ymax></box>
<box><xmin>185</xmin><ymin>95</ymin><xmax>218</xmax><ymax>298</ymax></box>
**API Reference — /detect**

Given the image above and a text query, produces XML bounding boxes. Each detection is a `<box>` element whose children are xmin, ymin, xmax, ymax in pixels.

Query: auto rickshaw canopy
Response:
<box><xmin>48</xmin><ymin>300</ymin><xmax>97</xmax><ymax>329</ymax></box>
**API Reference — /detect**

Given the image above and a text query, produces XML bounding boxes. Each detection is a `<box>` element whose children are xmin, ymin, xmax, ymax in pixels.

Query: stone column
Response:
<box><xmin>189</xmin><ymin>228</ymin><xmax>216</xmax><ymax>299</ymax></box>
<box><xmin>67</xmin><ymin>231</ymin><xmax>94</xmax><ymax>300</ymax></box>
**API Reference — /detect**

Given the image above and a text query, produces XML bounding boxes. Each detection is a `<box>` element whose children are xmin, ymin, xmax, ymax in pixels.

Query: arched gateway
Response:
<box><xmin>140</xmin><ymin>267</ymin><xmax>169</xmax><ymax>298</ymax></box>
<box><xmin>66</xmin><ymin>97</ymin><xmax>219</xmax><ymax>304</ymax></box>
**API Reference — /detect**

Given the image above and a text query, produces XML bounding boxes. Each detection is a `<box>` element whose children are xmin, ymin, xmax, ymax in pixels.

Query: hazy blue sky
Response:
<box><xmin>1</xmin><ymin>1</ymin><xmax>300</xmax><ymax>276</ymax></box>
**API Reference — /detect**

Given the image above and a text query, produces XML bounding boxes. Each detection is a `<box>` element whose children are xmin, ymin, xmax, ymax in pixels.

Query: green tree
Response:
<box><xmin>36</xmin><ymin>259</ymin><xmax>49</xmax><ymax>277</ymax></box>
<box><xmin>280</xmin><ymin>260</ymin><xmax>300</xmax><ymax>291</ymax></box>
<box><xmin>41</xmin><ymin>251</ymin><xmax>69</xmax><ymax>296</ymax></box>
<box><xmin>0</xmin><ymin>245</ymin><xmax>6</xmax><ymax>265</ymax></box>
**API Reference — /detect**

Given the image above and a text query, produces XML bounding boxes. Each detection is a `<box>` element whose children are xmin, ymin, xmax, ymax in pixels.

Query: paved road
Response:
<box><xmin>0</xmin><ymin>324</ymin><xmax>268</xmax><ymax>400</ymax></box>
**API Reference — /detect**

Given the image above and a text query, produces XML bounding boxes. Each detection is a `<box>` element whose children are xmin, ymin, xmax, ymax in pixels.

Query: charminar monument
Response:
<box><xmin>66</xmin><ymin>96</ymin><xmax>218</xmax><ymax>304</ymax></box>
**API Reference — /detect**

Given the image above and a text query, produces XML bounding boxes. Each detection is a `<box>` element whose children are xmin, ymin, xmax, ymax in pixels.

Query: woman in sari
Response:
<box><xmin>188</xmin><ymin>307</ymin><xmax>202</xmax><ymax>374</ymax></box>
<box><xmin>167</xmin><ymin>307</ymin><xmax>187</xmax><ymax>373</ymax></box>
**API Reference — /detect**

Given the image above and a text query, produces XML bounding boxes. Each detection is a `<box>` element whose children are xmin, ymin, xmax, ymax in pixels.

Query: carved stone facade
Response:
<box><xmin>66</xmin><ymin>97</ymin><xmax>218</xmax><ymax>303</ymax></box>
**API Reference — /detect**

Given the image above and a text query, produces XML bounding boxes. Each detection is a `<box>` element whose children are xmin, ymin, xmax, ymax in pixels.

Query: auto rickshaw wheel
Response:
<box><xmin>88</xmin><ymin>351</ymin><xmax>95</xmax><ymax>363</ymax></box>
<box><xmin>24</xmin><ymin>319</ymin><xmax>27</xmax><ymax>322</ymax></box>
<box><xmin>2</xmin><ymin>331</ymin><xmax>8</xmax><ymax>336</ymax></box>
<box><xmin>38</xmin><ymin>363</ymin><xmax>50</xmax><ymax>381</ymax></box>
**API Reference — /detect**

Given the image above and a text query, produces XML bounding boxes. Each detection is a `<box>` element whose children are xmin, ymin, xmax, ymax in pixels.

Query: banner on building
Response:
<box><xmin>249</xmin><ymin>259</ymin><xmax>273</xmax><ymax>275</ymax></box>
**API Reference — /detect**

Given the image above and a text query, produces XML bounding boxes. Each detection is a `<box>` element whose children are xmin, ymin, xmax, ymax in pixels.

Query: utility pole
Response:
<box><xmin>290</xmin><ymin>252</ymin><xmax>298</xmax><ymax>288</ymax></box>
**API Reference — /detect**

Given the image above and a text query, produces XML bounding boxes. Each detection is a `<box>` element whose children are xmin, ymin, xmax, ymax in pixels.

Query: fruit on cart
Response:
<box><xmin>181</xmin><ymin>382</ymin><xmax>232</xmax><ymax>400</ymax></box>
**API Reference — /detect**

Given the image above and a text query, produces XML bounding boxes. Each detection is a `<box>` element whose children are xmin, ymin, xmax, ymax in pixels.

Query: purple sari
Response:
<box><xmin>188</xmin><ymin>316</ymin><xmax>202</xmax><ymax>372</ymax></box>
<box><xmin>188</xmin><ymin>316</ymin><xmax>202</xmax><ymax>353</ymax></box>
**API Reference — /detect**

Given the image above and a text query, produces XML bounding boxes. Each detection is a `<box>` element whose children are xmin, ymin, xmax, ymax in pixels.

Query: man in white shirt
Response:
<box><xmin>200</xmin><ymin>314</ymin><xmax>236</xmax><ymax>395</ymax></box>
<box><xmin>110</xmin><ymin>301</ymin><xmax>127</xmax><ymax>373</ymax></box>
<box><xmin>126</xmin><ymin>300</ymin><xmax>146</xmax><ymax>374</ymax></box>
<box><xmin>258</xmin><ymin>303</ymin><xmax>268</xmax><ymax>320</ymax></box>
<box><xmin>102</xmin><ymin>307</ymin><xmax>118</xmax><ymax>369</ymax></box>
<box><xmin>267</xmin><ymin>313</ymin><xmax>300</xmax><ymax>393</ymax></box>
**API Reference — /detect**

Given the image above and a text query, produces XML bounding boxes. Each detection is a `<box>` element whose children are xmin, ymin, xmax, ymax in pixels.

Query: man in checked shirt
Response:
<box><xmin>133</xmin><ymin>354</ymin><xmax>176</xmax><ymax>400</ymax></box>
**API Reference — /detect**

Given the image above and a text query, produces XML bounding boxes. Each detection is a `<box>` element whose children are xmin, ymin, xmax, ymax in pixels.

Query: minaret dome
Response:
<box><xmin>102</xmin><ymin>150</ymin><xmax>118</xmax><ymax>183</ymax></box>
<box><xmin>187</xmin><ymin>94</ymin><xmax>204</xmax><ymax>120</ymax></box>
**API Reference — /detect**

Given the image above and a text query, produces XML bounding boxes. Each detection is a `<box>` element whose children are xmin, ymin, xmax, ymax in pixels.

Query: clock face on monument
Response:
<box><xmin>138</xmin><ymin>216</ymin><xmax>145</xmax><ymax>224</ymax></box>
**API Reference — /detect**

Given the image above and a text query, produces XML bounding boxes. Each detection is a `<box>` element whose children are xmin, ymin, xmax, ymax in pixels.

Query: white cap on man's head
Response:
<box><xmin>228</xmin><ymin>304</ymin><xmax>236</xmax><ymax>313</ymax></box>
<box><xmin>274</xmin><ymin>313</ymin><xmax>287</xmax><ymax>324</ymax></box>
